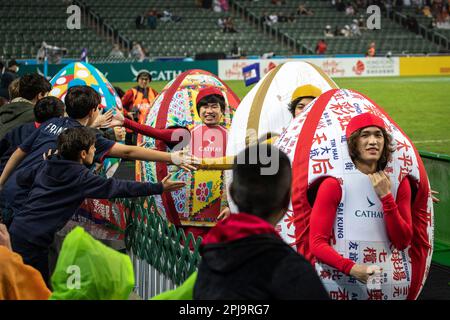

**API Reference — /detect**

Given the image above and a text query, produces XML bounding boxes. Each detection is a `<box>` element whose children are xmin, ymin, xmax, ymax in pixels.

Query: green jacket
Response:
<box><xmin>50</xmin><ymin>227</ymin><xmax>134</xmax><ymax>300</ymax></box>
<box><xmin>0</xmin><ymin>99</ymin><xmax>34</xmax><ymax>139</ymax></box>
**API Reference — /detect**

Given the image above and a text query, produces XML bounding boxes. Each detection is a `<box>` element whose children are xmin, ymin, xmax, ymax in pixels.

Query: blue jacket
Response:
<box><xmin>9</xmin><ymin>155</ymin><xmax>163</xmax><ymax>248</ymax></box>
<box><xmin>2</xmin><ymin>117</ymin><xmax>115</xmax><ymax>216</ymax></box>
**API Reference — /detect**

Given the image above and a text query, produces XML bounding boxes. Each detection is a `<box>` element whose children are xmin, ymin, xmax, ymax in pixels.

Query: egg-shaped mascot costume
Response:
<box><xmin>275</xmin><ymin>88</ymin><xmax>433</xmax><ymax>300</ymax></box>
<box><xmin>225</xmin><ymin>61</ymin><xmax>338</xmax><ymax>212</ymax></box>
<box><xmin>138</xmin><ymin>69</ymin><xmax>240</xmax><ymax>228</ymax></box>
<box><xmin>49</xmin><ymin>62</ymin><xmax>124</xmax><ymax>178</ymax></box>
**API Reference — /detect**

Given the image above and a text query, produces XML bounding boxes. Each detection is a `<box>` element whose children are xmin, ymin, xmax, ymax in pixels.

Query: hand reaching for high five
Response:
<box><xmin>161</xmin><ymin>173</ymin><xmax>186</xmax><ymax>192</ymax></box>
<box><xmin>171</xmin><ymin>148</ymin><xmax>200</xmax><ymax>172</ymax></box>
<box><xmin>107</xmin><ymin>109</ymin><xmax>125</xmax><ymax>128</ymax></box>
<box><xmin>91</xmin><ymin>109</ymin><xmax>113</xmax><ymax>129</ymax></box>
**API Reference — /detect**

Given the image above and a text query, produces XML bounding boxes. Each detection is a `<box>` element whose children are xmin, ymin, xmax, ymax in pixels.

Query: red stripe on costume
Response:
<box><xmin>154</xmin><ymin>70</ymin><xmax>193</xmax><ymax>226</ymax></box>
<box><xmin>291</xmin><ymin>89</ymin><xmax>339</xmax><ymax>263</ymax></box>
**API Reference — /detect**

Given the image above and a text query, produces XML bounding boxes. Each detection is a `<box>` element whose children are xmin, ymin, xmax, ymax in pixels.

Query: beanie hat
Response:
<box><xmin>196</xmin><ymin>87</ymin><xmax>224</xmax><ymax>106</ymax></box>
<box><xmin>346</xmin><ymin>113</ymin><xmax>385</xmax><ymax>139</ymax></box>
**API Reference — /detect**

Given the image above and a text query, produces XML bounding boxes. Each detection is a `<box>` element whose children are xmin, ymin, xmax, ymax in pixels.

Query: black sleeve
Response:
<box><xmin>270</xmin><ymin>252</ymin><xmax>330</xmax><ymax>300</ymax></box>
<box><xmin>81</xmin><ymin>170</ymin><xmax>163</xmax><ymax>199</ymax></box>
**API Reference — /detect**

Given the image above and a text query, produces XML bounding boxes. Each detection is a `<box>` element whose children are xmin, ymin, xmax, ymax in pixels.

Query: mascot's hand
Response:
<box><xmin>171</xmin><ymin>149</ymin><xmax>200</xmax><ymax>172</ymax></box>
<box><xmin>431</xmin><ymin>189</ymin><xmax>440</xmax><ymax>203</ymax></box>
<box><xmin>350</xmin><ymin>264</ymin><xmax>382</xmax><ymax>284</ymax></box>
<box><xmin>161</xmin><ymin>173</ymin><xmax>186</xmax><ymax>192</ymax></box>
<box><xmin>368</xmin><ymin>171</ymin><xmax>391</xmax><ymax>198</ymax></box>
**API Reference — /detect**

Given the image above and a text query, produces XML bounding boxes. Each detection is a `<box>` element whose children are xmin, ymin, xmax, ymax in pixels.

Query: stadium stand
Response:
<box><xmin>80</xmin><ymin>0</ymin><xmax>291</xmax><ymax>58</ymax></box>
<box><xmin>236</xmin><ymin>0</ymin><xmax>445</xmax><ymax>55</ymax></box>
<box><xmin>0</xmin><ymin>0</ymin><xmax>448</xmax><ymax>61</ymax></box>
<box><xmin>0</xmin><ymin>0</ymin><xmax>113</xmax><ymax>60</ymax></box>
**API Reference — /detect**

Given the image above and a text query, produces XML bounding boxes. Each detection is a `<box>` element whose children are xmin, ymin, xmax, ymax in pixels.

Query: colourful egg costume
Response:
<box><xmin>49</xmin><ymin>62</ymin><xmax>124</xmax><ymax>178</ymax></box>
<box><xmin>49</xmin><ymin>62</ymin><xmax>127</xmax><ymax>232</ymax></box>
<box><xmin>275</xmin><ymin>89</ymin><xmax>433</xmax><ymax>300</ymax></box>
<box><xmin>138</xmin><ymin>69</ymin><xmax>240</xmax><ymax>227</ymax></box>
<box><xmin>225</xmin><ymin>61</ymin><xmax>339</xmax><ymax>212</ymax></box>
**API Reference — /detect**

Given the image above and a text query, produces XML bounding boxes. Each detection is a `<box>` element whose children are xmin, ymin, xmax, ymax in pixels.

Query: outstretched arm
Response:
<box><xmin>0</xmin><ymin>148</ymin><xmax>28</xmax><ymax>189</ymax></box>
<box><xmin>107</xmin><ymin>143</ymin><xmax>198</xmax><ymax>171</ymax></box>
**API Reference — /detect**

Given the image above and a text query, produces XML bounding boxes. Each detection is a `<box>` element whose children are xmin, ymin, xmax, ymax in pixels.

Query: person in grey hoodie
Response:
<box><xmin>0</xmin><ymin>73</ymin><xmax>51</xmax><ymax>139</ymax></box>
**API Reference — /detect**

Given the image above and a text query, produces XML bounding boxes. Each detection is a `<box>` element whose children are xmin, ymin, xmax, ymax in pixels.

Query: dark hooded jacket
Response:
<box><xmin>9</xmin><ymin>155</ymin><xmax>163</xmax><ymax>249</ymax></box>
<box><xmin>194</xmin><ymin>213</ymin><xmax>329</xmax><ymax>300</ymax></box>
<box><xmin>0</xmin><ymin>99</ymin><xmax>34</xmax><ymax>139</ymax></box>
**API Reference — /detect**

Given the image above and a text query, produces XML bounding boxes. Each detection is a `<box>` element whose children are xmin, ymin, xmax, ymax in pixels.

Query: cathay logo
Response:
<box><xmin>367</xmin><ymin>196</ymin><xmax>375</xmax><ymax>207</ymax></box>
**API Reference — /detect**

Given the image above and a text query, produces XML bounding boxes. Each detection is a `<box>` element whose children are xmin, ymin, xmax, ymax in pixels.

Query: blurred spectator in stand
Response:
<box><xmin>341</xmin><ymin>25</ymin><xmax>351</xmax><ymax>37</ymax></box>
<box><xmin>297</xmin><ymin>3</ymin><xmax>314</xmax><ymax>16</ymax></box>
<box><xmin>213</xmin><ymin>0</ymin><xmax>229</xmax><ymax>12</ymax></box>
<box><xmin>223</xmin><ymin>17</ymin><xmax>238</xmax><ymax>33</ymax></box>
<box><xmin>130</xmin><ymin>42</ymin><xmax>146</xmax><ymax>62</ymax></box>
<box><xmin>324</xmin><ymin>25</ymin><xmax>334</xmax><ymax>37</ymax></box>
<box><xmin>109</xmin><ymin>44</ymin><xmax>125</xmax><ymax>59</ymax></box>
<box><xmin>406</xmin><ymin>15</ymin><xmax>420</xmax><ymax>34</ymax></box>
<box><xmin>358</xmin><ymin>15</ymin><xmax>366</xmax><ymax>31</ymax></box>
<box><xmin>0</xmin><ymin>60</ymin><xmax>20</xmax><ymax>100</ymax></box>
<box><xmin>346</xmin><ymin>3</ymin><xmax>355</xmax><ymax>16</ymax></box>
<box><xmin>315</xmin><ymin>39</ymin><xmax>327</xmax><ymax>55</ymax></box>
<box><xmin>351</xmin><ymin>19</ymin><xmax>362</xmax><ymax>36</ymax></box>
<box><xmin>366</xmin><ymin>41</ymin><xmax>376</xmax><ymax>57</ymax></box>
<box><xmin>146</xmin><ymin>9</ymin><xmax>158</xmax><ymax>30</ymax></box>
<box><xmin>437</xmin><ymin>5</ymin><xmax>450</xmax><ymax>23</ymax></box>
<box><xmin>422</xmin><ymin>6</ymin><xmax>433</xmax><ymax>18</ymax></box>
<box><xmin>264</xmin><ymin>13</ymin><xmax>279</xmax><ymax>26</ymax></box>
<box><xmin>135</xmin><ymin>14</ymin><xmax>145</xmax><ymax>29</ymax></box>
<box><xmin>271</xmin><ymin>0</ymin><xmax>285</xmax><ymax>6</ymax></box>
<box><xmin>230</xmin><ymin>41</ymin><xmax>242</xmax><ymax>58</ymax></box>
<box><xmin>160</xmin><ymin>10</ymin><xmax>182</xmax><ymax>23</ymax></box>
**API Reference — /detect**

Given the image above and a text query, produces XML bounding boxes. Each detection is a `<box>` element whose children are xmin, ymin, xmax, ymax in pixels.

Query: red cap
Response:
<box><xmin>196</xmin><ymin>87</ymin><xmax>224</xmax><ymax>105</ymax></box>
<box><xmin>346</xmin><ymin>113</ymin><xmax>385</xmax><ymax>139</ymax></box>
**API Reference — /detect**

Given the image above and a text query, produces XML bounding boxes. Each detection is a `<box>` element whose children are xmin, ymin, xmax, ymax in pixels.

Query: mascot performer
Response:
<box><xmin>275</xmin><ymin>89</ymin><xmax>433</xmax><ymax>300</ymax></box>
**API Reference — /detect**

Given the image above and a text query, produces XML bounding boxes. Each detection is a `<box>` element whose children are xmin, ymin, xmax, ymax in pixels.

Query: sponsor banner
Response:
<box><xmin>219</xmin><ymin>57</ymin><xmax>400</xmax><ymax>80</ymax></box>
<box><xmin>400</xmin><ymin>56</ymin><xmax>450</xmax><ymax>76</ymax></box>
<box><xmin>18</xmin><ymin>60</ymin><xmax>219</xmax><ymax>82</ymax></box>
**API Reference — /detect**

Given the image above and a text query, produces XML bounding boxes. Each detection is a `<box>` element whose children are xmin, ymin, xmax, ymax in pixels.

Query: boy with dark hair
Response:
<box><xmin>0</xmin><ymin>86</ymin><xmax>196</xmax><ymax>223</ymax></box>
<box><xmin>0</xmin><ymin>97</ymin><xmax>65</xmax><ymax>224</ymax></box>
<box><xmin>0</xmin><ymin>73</ymin><xmax>52</xmax><ymax>139</ymax></box>
<box><xmin>9</xmin><ymin>127</ymin><xmax>185</xmax><ymax>284</ymax></box>
<box><xmin>194</xmin><ymin>144</ymin><xmax>329</xmax><ymax>300</ymax></box>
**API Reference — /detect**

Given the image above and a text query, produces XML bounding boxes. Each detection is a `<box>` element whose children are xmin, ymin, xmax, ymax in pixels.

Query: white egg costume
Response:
<box><xmin>226</xmin><ymin>61</ymin><xmax>338</xmax><ymax>212</ymax></box>
<box><xmin>275</xmin><ymin>89</ymin><xmax>433</xmax><ymax>300</ymax></box>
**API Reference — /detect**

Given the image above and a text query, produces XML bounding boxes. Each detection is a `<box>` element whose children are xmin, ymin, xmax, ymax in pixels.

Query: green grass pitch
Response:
<box><xmin>114</xmin><ymin>76</ymin><xmax>450</xmax><ymax>155</ymax></box>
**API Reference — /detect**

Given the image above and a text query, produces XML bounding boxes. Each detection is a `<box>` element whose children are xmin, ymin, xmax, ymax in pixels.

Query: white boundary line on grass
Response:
<box><xmin>412</xmin><ymin>139</ymin><xmax>450</xmax><ymax>144</ymax></box>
